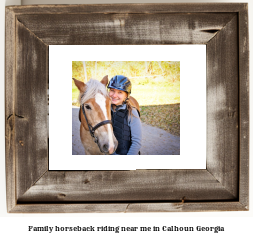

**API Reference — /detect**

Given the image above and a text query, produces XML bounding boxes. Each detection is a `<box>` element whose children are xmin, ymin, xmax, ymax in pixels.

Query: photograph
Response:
<box><xmin>72</xmin><ymin>61</ymin><xmax>180</xmax><ymax>155</ymax></box>
<box><xmin>3</xmin><ymin>2</ymin><xmax>249</xmax><ymax>219</ymax></box>
<box><xmin>49</xmin><ymin>45</ymin><xmax>205</xmax><ymax>170</ymax></box>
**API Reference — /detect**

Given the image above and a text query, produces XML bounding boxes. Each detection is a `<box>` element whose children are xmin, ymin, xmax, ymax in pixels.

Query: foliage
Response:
<box><xmin>72</xmin><ymin>61</ymin><xmax>180</xmax><ymax>136</ymax></box>
<box><xmin>72</xmin><ymin>61</ymin><xmax>180</xmax><ymax>83</ymax></box>
<box><xmin>72</xmin><ymin>61</ymin><xmax>85</xmax><ymax>81</ymax></box>
<box><xmin>132</xmin><ymin>81</ymin><xmax>180</xmax><ymax>106</ymax></box>
<box><xmin>140</xmin><ymin>104</ymin><xmax>180</xmax><ymax>136</ymax></box>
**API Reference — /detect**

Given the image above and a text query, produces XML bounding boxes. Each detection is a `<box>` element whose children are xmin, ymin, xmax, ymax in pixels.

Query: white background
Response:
<box><xmin>1</xmin><ymin>0</ymin><xmax>252</xmax><ymax>237</ymax></box>
<box><xmin>49</xmin><ymin>45</ymin><xmax>206</xmax><ymax>170</ymax></box>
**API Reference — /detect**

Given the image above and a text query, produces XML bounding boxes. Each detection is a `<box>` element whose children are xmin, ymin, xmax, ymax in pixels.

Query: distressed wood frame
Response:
<box><xmin>5</xmin><ymin>4</ymin><xmax>249</xmax><ymax>213</ymax></box>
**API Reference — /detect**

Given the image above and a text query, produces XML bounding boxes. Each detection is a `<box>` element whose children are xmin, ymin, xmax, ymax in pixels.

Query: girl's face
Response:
<box><xmin>109</xmin><ymin>88</ymin><xmax>128</xmax><ymax>105</ymax></box>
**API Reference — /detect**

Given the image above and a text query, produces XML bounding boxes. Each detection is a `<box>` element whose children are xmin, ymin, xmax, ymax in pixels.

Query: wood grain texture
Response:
<box><xmin>5</xmin><ymin>7</ymin><xmax>17</xmax><ymax>212</ymax></box>
<box><xmin>125</xmin><ymin>202</ymin><xmax>248</xmax><ymax>213</ymax></box>
<box><xmin>238</xmin><ymin>4</ymin><xmax>249</xmax><ymax>208</ymax></box>
<box><xmin>6</xmin><ymin>3</ymin><xmax>247</xmax><ymax>14</ymax></box>
<box><xmin>10</xmin><ymin>202</ymin><xmax>247</xmax><ymax>213</ymax></box>
<box><xmin>16</xmin><ymin>13</ymin><xmax>235</xmax><ymax>45</ymax></box>
<box><xmin>18</xmin><ymin>170</ymin><xmax>236</xmax><ymax>202</ymax></box>
<box><xmin>15</xmin><ymin>20</ymin><xmax>48</xmax><ymax>200</ymax></box>
<box><xmin>206</xmin><ymin>16</ymin><xmax>239</xmax><ymax>198</ymax></box>
<box><xmin>5</xmin><ymin>3</ymin><xmax>249</xmax><ymax>213</ymax></box>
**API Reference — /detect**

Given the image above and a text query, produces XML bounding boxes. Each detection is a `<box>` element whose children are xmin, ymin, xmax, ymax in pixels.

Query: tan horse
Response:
<box><xmin>73</xmin><ymin>76</ymin><xmax>118</xmax><ymax>155</ymax></box>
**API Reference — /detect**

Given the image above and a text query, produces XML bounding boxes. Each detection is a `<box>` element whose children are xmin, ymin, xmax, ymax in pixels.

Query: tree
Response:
<box><xmin>82</xmin><ymin>61</ymin><xmax>87</xmax><ymax>82</ymax></box>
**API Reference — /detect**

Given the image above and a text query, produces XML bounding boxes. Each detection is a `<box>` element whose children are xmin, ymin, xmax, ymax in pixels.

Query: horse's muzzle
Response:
<box><xmin>99</xmin><ymin>140</ymin><xmax>118</xmax><ymax>155</ymax></box>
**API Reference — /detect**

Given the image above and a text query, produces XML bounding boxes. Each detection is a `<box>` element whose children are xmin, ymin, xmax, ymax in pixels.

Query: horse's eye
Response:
<box><xmin>85</xmin><ymin>105</ymin><xmax>91</xmax><ymax>110</ymax></box>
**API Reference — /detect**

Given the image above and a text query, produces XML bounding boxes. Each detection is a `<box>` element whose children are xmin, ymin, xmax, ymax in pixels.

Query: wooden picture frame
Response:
<box><xmin>5</xmin><ymin>3</ymin><xmax>249</xmax><ymax>213</ymax></box>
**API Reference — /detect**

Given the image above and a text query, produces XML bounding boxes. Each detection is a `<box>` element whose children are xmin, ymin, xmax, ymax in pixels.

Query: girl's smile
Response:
<box><xmin>109</xmin><ymin>88</ymin><xmax>127</xmax><ymax>105</ymax></box>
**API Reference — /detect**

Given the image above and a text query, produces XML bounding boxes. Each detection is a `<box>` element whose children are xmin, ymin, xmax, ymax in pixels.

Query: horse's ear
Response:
<box><xmin>100</xmin><ymin>75</ymin><xmax>108</xmax><ymax>87</ymax></box>
<box><xmin>73</xmin><ymin>78</ymin><xmax>86</xmax><ymax>92</ymax></box>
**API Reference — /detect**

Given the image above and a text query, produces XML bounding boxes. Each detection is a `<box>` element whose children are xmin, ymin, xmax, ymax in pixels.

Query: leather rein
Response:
<box><xmin>80</xmin><ymin>104</ymin><xmax>113</xmax><ymax>144</ymax></box>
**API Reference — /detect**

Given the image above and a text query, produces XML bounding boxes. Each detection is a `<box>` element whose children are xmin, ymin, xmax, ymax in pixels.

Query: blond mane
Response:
<box><xmin>78</xmin><ymin>79</ymin><xmax>108</xmax><ymax>105</ymax></box>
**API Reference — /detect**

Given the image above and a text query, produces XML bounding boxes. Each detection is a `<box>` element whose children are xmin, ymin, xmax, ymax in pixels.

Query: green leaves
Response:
<box><xmin>72</xmin><ymin>61</ymin><xmax>180</xmax><ymax>84</ymax></box>
<box><xmin>72</xmin><ymin>61</ymin><xmax>85</xmax><ymax>80</ymax></box>
<box><xmin>72</xmin><ymin>61</ymin><xmax>180</xmax><ymax>136</ymax></box>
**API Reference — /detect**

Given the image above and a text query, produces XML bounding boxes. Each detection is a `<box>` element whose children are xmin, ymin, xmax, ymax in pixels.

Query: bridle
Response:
<box><xmin>81</xmin><ymin>104</ymin><xmax>113</xmax><ymax>144</ymax></box>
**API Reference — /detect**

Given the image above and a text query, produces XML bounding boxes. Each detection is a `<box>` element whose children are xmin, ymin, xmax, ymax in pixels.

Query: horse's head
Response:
<box><xmin>73</xmin><ymin>76</ymin><xmax>118</xmax><ymax>154</ymax></box>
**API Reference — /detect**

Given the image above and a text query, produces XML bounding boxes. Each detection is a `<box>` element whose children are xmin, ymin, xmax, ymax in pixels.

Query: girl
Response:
<box><xmin>107</xmin><ymin>75</ymin><xmax>142</xmax><ymax>155</ymax></box>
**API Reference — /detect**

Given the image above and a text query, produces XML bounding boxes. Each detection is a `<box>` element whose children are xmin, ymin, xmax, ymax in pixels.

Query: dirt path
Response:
<box><xmin>72</xmin><ymin>107</ymin><xmax>180</xmax><ymax>155</ymax></box>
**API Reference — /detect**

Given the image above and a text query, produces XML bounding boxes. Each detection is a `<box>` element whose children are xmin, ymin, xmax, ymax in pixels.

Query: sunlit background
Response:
<box><xmin>72</xmin><ymin>61</ymin><xmax>180</xmax><ymax>136</ymax></box>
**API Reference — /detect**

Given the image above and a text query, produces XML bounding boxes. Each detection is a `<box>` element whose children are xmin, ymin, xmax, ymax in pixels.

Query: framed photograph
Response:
<box><xmin>5</xmin><ymin>3</ymin><xmax>249</xmax><ymax>212</ymax></box>
<box><xmin>49</xmin><ymin>45</ymin><xmax>206</xmax><ymax>170</ymax></box>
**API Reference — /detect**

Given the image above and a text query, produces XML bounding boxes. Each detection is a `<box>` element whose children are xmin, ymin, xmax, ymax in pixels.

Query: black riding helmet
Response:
<box><xmin>107</xmin><ymin>75</ymin><xmax>131</xmax><ymax>94</ymax></box>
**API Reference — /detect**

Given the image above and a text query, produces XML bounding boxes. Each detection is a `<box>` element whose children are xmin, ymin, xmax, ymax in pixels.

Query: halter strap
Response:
<box><xmin>81</xmin><ymin>104</ymin><xmax>113</xmax><ymax>144</ymax></box>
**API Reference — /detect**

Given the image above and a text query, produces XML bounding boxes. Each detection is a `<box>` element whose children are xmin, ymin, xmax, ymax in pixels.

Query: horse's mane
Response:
<box><xmin>79</xmin><ymin>79</ymin><xmax>108</xmax><ymax>105</ymax></box>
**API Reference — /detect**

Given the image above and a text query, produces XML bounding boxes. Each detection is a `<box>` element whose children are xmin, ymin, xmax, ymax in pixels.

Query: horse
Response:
<box><xmin>73</xmin><ymin>75</ymin><xmax>118</xmax><ymax>155</ymax></box>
